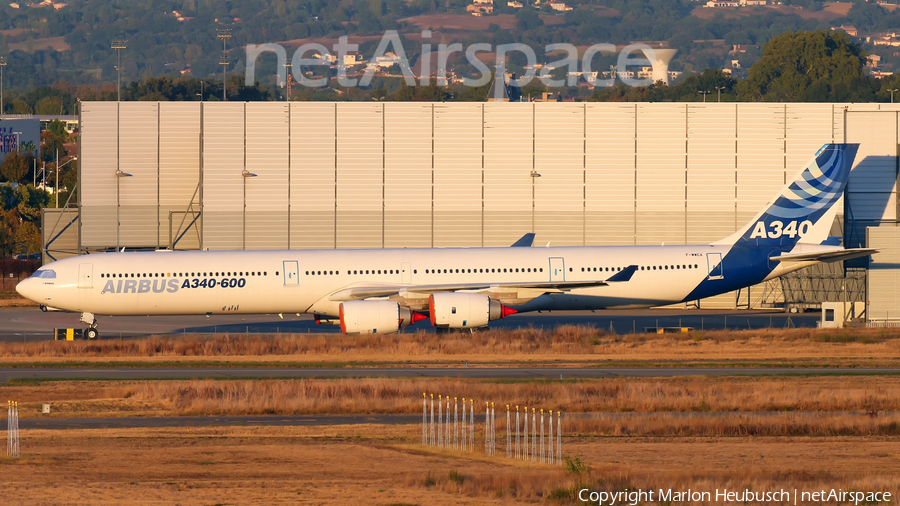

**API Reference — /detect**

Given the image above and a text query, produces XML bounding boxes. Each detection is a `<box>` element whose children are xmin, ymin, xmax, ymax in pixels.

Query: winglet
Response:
<box><xmin>510</xmin><ymin>233</ymin><xmax>535</xmax><ymax>247</ymax></box>
<box><xmin>606</xmin><ymin>265</ymin><xmax>638</xmax><ymax>282</ymax></box>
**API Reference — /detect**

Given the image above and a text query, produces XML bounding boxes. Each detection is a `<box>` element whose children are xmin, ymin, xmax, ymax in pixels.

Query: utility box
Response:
<box><xmin>41</xmin><ymin>403</ymin><xmax>50</xmax><ymax>414</ymax></box>
<box><xmin>821</xmin><ymin>302</ymin><xmax>866</xmax><ymax>328</ymax></box>
<box><xmin>54</xmin><ymin>328</ymin><xmax>84</xmax><ymax>340</ymax></box>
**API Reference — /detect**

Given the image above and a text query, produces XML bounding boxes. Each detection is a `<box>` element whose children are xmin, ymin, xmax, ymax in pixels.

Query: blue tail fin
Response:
<box><xmin>715</xmin><ymin>143</ymin><xmax>859</xmax><ymax>247</ymax></box>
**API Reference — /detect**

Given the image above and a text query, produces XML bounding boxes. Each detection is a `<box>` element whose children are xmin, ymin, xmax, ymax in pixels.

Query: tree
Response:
<box><xmin>34</xmin><ymin>96</ymin><xmax>65</xmax><ymax>115</ymax></box>
<box><xmin>46</xmin><ymin>119</ymin><xmax>69</xmax><ymax>142</ymax></box>
<box><xmin>40</xmin><ymin>130</ymin><xmax>66</xmax><ymax>163</ymax></box>
<box><xmin>1</xmin><ymin>150</ymin><xmax>31</xmax><ymax>184</ymax></box>
<box><xmin>738</xmin><ymin>30</ymin><xmax>869</xmax><ymax>102</ymax></box>
<box><xmin>0</xmin><ymin>185</ymin><xmax>49</xmax><ymax>257</ymax></box>
<box><xmin>515</xmin><ymin>9</ymin><xmax>543</xmax><ymax>31</ymax></box>
<box><xmin>11</xmin><ymin>100</ymin><xmax>33</xmax><ymax>115</ymax></box>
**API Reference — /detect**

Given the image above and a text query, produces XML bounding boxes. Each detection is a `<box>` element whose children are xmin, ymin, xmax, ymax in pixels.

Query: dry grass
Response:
<box><xmin>9</xmin><ymin>376</ymin><xmax>900</xmax><ymax>420</ymax></box>
<box><xmin>4</xmin><ymin>371</ymin><xmax>900</xmax><ymax>503</ymax></box>
<box><xmin>568</xmin><ymin>412</ymin><xmax>900</xmax><ymax>437</ymax></box>
<box><xmin>1</xmin><ymin>325</ymin><xmax>899</xmax><ymax>366</ymax></box>
<box><xmin>2</xmin><ymin>425</ymin><xmax>898</xmax><ymax>505</ymax></box>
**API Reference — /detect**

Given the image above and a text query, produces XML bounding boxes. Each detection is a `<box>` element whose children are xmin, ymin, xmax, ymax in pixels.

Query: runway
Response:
<box><xmin>2</xmin><ymin>366</ymin><xmax>897</xmax><ymax>384</ymax></box>
<box><xmin>0</xmin><ymin>307</ymin><xmax>819</xmax><ymax>342</ymax></box>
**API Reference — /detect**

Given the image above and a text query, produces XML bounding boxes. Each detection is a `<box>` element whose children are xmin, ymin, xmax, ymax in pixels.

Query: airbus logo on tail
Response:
<box><xmin>749</xmin><ymin>220</ymin><xmax>813</xmax><ymax>240</ymax></box>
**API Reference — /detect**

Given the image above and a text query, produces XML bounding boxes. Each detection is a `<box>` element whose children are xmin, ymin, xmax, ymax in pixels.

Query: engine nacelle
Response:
<box><xmin>338</xmin><ymin>301</ymin><xmax>426</xmax><ymax>334</ymax></box>
<box><xmin>428</xmin><ymin>293</ymin><xmax>516</xmax><ymax>329</ymax></box>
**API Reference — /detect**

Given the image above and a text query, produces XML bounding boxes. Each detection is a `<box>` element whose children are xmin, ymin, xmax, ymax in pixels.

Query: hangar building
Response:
<box><xmin>43</xmin><ymin>101</ymin><xmax>900</xmax><ymax>318</ymax></box>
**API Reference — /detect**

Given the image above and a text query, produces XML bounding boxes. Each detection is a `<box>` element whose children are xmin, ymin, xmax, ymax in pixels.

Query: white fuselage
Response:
<box><xmin>16</xmin><ymin>244</ymin><xmax>747</xmax><ymax>318</ymax></box>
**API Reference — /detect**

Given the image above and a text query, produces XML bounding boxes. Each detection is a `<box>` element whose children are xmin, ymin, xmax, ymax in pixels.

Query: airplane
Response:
<box><xmin>17</xmin><ymin>143</ymin><xmax>875</xmax><ymax>339</ymax></box>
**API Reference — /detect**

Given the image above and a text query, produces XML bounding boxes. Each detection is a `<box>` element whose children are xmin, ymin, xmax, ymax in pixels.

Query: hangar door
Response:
<box><xmin>845</xmin><ymin>112</ymin><xmax>900</xmax><ymax>248</ymax></box>
<box><xmin>867</xmin><ymin>227</ymin><xmax>900</xmax><ymax>322</ymax></box>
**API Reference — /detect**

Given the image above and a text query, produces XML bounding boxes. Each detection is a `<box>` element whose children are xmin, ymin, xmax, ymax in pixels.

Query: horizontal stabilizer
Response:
<box><xmin>769</xmin><ymin>248</ymin><xmax>877</xmax><ymax>264</ymax></box>
<box><xmin>606</xmin><ymin>265</ymin><xmax>638</xmax><ymax>282</ymax></box>
<box><xmin>510</xmin><ymin>233</ymin><xmax>535</xmax><ymax>247</ymax></box>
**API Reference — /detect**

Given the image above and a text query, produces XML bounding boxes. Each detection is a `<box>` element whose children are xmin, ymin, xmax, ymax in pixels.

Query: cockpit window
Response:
<box><xmin>32</xmin><ymin>269</ymin><xmax>57</xmax><ymax>279</ymax></box>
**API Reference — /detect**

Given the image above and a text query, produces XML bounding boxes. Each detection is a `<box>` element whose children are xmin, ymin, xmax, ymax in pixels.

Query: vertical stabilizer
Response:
<box><xmin>713</xmin><ymin>143</ymin><xmax>859</xmax><ymax>247</ymax></box>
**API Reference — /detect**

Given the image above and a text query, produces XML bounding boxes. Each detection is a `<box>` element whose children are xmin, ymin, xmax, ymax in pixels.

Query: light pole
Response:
<box><xmin>0</xmin><ymin>56</ymin><xmax>7</xmax><ymax>118</ymax></box>
<box><xmin>217</xmin><ymin>29</ymin><xmax>232</xmax><ymax>101</ymax></box>
<box><xmin>197</xmin><ymin>80</ymin><xmax>204</xmax><ymax>101</ymax></box>
<box><xmin>889</xmin><ymin>88</ymin><xmax>898</xmax><ymax>103</ymax></box>
<box><xmin>284</xmin><ymin>62</ymin><xmax>292</xmax><ymax>101</ymax></box>
<box><xmin>699</xmin><ymin>90</ymin><xmax>710</xmax><ymax>103</ymax></box>
<box><xmin>111</xmin><ymin>40</ymin><xmax>127</xmax><ymax>102</ymax></box>
<box><xmin>715</xmin><ymin>86</ymin><xmax>726</xmax><ymax>103</ymax></box>
<box><xmin>53</xmin><ymin>157</ymin><xmax>77</xmax><ymax>208</ymax></box>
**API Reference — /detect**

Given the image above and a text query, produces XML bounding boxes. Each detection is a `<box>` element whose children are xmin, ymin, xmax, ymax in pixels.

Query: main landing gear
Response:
<box><xmin>80</xmin><ymin>312</ymin><xmax>99</xmax><ymax>340</ymax></box>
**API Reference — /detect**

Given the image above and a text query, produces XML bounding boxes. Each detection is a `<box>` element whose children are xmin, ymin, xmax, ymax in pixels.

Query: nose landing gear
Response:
<box><xmin>80</xmin><ymin>312</ymin><xmax>99</xmax><ymax>340</ymax></box>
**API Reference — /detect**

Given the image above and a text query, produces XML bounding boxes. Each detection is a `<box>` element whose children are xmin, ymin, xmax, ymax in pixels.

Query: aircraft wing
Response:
<box><xmin>769</xmin><ymin>248</ymin><xmax>877</xmax><ymax>264</ymax></box>
<box><xmin>329</xmin><ymin>265</ymin><xmax>638</xmax><ymax>302</ymax></box>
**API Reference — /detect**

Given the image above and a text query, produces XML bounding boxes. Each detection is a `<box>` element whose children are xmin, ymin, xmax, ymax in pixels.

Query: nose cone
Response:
<box><xmin>15</xmin><ymin>278</ymin><xmax>39</xmax><ymax>303</ymax></box>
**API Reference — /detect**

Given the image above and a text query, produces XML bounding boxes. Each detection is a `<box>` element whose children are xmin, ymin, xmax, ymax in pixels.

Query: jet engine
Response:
<box><xmin>428</xmin><ymin>293</ymin><xmax>516</xmax><ymax>329</ymax></box>
<box><xmin>338</xmin><ymin>301</ymin><xmax>426</xmax><ymax>334</ymax></box>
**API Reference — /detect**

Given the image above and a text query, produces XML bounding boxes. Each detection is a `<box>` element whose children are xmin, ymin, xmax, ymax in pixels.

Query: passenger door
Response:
<box><xmin>549</xmin><ymin>257</ymin><xmax>565</xmax><ymax>282</ymax></box>
<box><xmin>283</xmin><ymin>260</ymin><xmax>299</xmax><ymax>285</ymax></box>
<box><xmin>401</xmin><ymin>262</ymin><xmax>412</xmax><ymax>284</ymax></box>
<box><xmin>706</xmin><ymin>253</ymin><xmax>724</xmax><ymax>280</ymax></box>
<box><xmin>78</xmin><ymin>263</ymin><xmax>93</xmax><ymax>289</ymax></box>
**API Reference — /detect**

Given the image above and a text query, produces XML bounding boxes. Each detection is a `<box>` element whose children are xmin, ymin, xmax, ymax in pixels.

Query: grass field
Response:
<box><xmin>2</xmin><ymin>425</ymin><xmax>898</xmax><ymax>505</ymax></box>
<box><xmin>3</xmin><ymin>328</ymin><xmax>899</xmax><ymax>504</ymax></box>
<box><xmin>6</xmin><ymin>376</ymin><xmax>900</xmax><ymax>431</ymax></box>
<box><xmin>1</xmin><ymin>326</ymin><xmax>899</xmax><ymax>367</ymax></box>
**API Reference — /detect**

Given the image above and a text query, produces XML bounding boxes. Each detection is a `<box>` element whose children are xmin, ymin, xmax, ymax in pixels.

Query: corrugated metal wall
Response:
<box><xmin>867</xmin><ymin>226</ymin><xmax>900</xmax><ymax>322</ymax></box>
<box><xmin>79</xmin><ymin>101</ymin><xmax>118</xmax><ymax>248</ymax></box>
<box><xmin>75</xmin><ymin>101</ymin><xmax>900</xmax><ymax>307</ymax></box>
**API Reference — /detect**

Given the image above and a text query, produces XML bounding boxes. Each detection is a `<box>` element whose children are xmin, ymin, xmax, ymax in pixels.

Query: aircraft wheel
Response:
<box><xmin>85</xmin><ymin>328</ymin><xmax>99</xmax><ymax>340</ymax></box>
